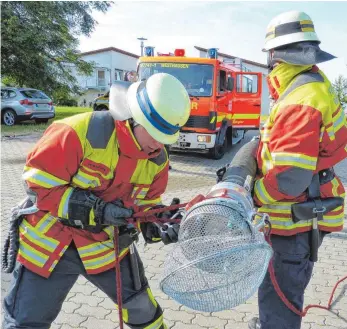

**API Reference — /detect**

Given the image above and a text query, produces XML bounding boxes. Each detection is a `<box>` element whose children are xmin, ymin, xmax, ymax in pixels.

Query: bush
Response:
<box><xmin>51</xmin><ymin>88</ymin><xmax>78</xmax><ymax>107</ymax></box>
<box><xmin>57</xmin><ymin>98</ymin><xmax>78</xmax><ymax>107</ymax></box>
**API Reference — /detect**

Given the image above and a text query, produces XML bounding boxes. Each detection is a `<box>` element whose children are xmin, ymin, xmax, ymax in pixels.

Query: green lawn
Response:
<box><xmin>1</xmin><ymin>106</ymin><xmax>92</xmax><ymax>136</ymax></box>
<box><xmin>1</xmin><ymin>107</ymin><xmax>269</xmax><ymax>136</ymax></box>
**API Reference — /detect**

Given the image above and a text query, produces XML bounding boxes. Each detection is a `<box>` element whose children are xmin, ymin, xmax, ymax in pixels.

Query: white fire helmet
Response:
<box><xmin>109</xmin><ymin>73</ymin><xmax>191</xmax><ymax>145</ymax></box>
<box><xmin>263</xmin><ymin>11</ymin><xmax>320</xmax><ymax>51</ymax></box>
<box><xmin>263</xmin><ymin>11</ymin><xmax>336</xmax><ymax>66</ymax></box>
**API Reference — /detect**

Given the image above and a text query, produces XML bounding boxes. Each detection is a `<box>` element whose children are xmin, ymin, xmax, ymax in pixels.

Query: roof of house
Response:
<box><xmin>78</xmin><ymin>47</ymin><xmax>139</xmax><ymax>59</ymax></box>
<box><xmin>194</xmin><ymin>46</ymin><xmax>267</xmax><ymax>69</ymax></box>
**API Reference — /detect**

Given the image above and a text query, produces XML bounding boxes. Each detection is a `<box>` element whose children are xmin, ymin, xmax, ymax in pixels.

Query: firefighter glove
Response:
<box><xmin>140</xmin><ymin>222</ymin><xmax>162</xmax><ymax>244</ymax></box>
<box><xmin>99</xmin><ymin>200</ymin><xmax>133</xmax><ymax>226</ymax></box>
<box><xmin>160</xmin><ymin>223</ymin><xmax>180</xmax><ymax>245</ymax></box>
<box><xmin>66</xmin><ymin>189</ymin><xmax>133</xmax><ymax>231</ymax></box>
<box><xmin>140</xmin><ymin>198</ymin><xmax>181</xmax><ymax>244</ymax></box>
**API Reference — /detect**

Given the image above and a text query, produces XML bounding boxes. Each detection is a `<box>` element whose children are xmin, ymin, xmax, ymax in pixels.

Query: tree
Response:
<box><xmin>332</xmin><ymin>75</ymin><xmax>347</xmax><ymax>109</ymax></box>
<box><xmin>1</xmin><ymin>1</ymin><xmax>112</xmax><ymax>96</ymax></box>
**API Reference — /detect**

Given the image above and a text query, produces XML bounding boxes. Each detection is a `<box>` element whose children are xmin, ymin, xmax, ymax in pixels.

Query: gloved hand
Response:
<box><xmin>157</xmin><ymin>198</ymin><xmax>181</xmax><ymax>220</ymax></box>
<box><xmin>65</xmin><ymin>189</ymin><xmax>133</xmax><ymax>232</ymax></box>
<box><xmin>140</xmin><ymin>198</ymin><xmax>181</xmax><ymax>244</ymax></box>
<box><xmin>140</xmin><ymin>222</ymin><xmax>162</xmax><ymax>244</ymax></box>
<box><xmin>157</xmin><ymin>197</ymin><xmax>181</xmax><ymax>244</ymax></box>
<box><xmin>159</xmin><ymin>222</ymin><xmax>180</xmax><ymax>245</ymax></box>
<box><xmin>97</xmin><ymin>199</ymin><xmax>133</xmax><ymax>227</ymax></box>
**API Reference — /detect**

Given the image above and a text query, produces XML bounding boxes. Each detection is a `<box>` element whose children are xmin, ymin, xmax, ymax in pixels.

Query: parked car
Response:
<box><xmin>1</xmin><ymin>87</ymin><xmax>55</xmax><ymax>126</ymax></box>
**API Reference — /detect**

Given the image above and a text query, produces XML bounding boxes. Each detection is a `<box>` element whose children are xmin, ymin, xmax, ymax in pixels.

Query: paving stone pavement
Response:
<box><xmin>1</xmin><ymin>131</ymin><xmax>347</xmax><ymax>329</ymax></box>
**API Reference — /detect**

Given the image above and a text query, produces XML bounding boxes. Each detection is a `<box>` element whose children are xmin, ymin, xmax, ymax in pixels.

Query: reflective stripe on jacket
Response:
<box><xmin>19</xmin><ymin>112</ymin><xmax>169</xmax><ymax>277</ymax></box>
<box><xmin>255</xmin><ymin>63</ymin><xmax>347</xmax><ymax>235</ymax></box>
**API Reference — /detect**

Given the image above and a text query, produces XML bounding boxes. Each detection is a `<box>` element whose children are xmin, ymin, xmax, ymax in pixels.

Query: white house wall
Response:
<box><xmin>74</xmin><ymin>51</ymin><xmax>112</xmax><ymax>89</ymax></box>
<box><xmin>110</xmin><ymin>52</ymin><xmax>138</xmax><ymax>77</ymax></box>
<box><xmin>72</xmin><ymin>50</ymin><xmax>138</xmax><ymax>106</ymax></box>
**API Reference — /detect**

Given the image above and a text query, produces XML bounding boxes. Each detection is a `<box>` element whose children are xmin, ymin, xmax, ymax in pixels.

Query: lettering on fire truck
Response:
<box><xmin>191</xmin><ymin>102</ymin><xmax>198</xmax><ymax>110</ymax></box>
<box><xmin>141</xmin><ymin>63</ymin><xmax>190</xmax><ymax>69</ymax></box>
<box><xmin>232</xmin><ymin>119</ymin><xmax>245</xmax><ymax>125</ymax></box>
<box><xmin>141</xmin><ymin>63</ymin><xmax>157</xmax><ymax>68</ymax></box>
<box><xmin>160</xmin><ymin>63</ymin><xmax>190</xmax><ymax>68</ymax></box>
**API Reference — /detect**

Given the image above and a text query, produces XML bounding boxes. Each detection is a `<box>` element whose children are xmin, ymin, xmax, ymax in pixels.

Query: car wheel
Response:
<box><xmin>96</xmin><ymin>105</ymin><xmax>108</xmax><ymax>111</ymax></box>
<box><xmin>35</xmin><ymin>119</ymin><xmax>49</xmax><ymax>124</ymax></box>
<box><xmin>2</xmin><ymin>109</ymin><xmax>17</xmax><ymax>126</ymax></box>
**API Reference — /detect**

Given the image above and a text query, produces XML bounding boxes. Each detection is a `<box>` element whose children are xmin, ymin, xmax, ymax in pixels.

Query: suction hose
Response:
<box><xmin>221</xmin><ymin>137</ymin><xmax>259</xmax><ymax>188</ymax></box>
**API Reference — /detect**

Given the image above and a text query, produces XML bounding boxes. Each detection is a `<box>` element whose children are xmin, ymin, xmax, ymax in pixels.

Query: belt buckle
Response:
<box><xmin>313</xmin><ymin>207</ymin><xmax>326</xmax><ymax>214</ymax></box>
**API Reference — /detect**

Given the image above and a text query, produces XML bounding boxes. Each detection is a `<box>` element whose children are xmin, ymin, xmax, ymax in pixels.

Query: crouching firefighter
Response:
<box><xmin>2</xmin><ymin>73</ymin><xmax>191</xmax><ymax>329</ymax></box>
<box><xmin>248</xmin><ymin>11</ymin><xmax>347</xmax><ymax>329</ymax></box>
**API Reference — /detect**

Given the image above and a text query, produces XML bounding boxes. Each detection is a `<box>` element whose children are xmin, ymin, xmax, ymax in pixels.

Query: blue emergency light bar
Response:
<box><xmin>145</xmin><ymin>46</ymin><xmax>155</xmax><ymax>56</ymax></box>
<box><xmin>207</xmin><ymin>48</ymin><xmax>218</xmax><ymax>59</ymax></box>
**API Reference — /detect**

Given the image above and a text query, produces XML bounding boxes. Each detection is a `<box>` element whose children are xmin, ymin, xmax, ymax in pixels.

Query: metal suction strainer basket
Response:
<box><xmin>159</xmin><ymin>198</ymin><xmax>273</xmax><ymax>312</ymax></box>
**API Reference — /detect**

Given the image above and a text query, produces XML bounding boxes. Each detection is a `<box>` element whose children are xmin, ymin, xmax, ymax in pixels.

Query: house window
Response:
<box><xmin>115</xmin><ymin>69</ymin><xmax>124</xmax><ymax>81</ymax></box>
<box><xmin>97</xmin><ymin>70</ymin><xmax>106</xmax><ymax>86</ymax></box>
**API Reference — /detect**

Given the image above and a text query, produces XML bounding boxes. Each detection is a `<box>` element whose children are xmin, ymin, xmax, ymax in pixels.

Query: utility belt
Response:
<box><xmin>56</xmin><ymin>219</ymin><xmax>139</xmax><ymax>250</ymax></box>
<box><xmin>1</xmin><ymin>197</ymin><xmax>139</xmax><ymax>273</ymax></box>
<box><xmin>59</xmin><ymin>219</ymin><xmax>105</xmax><ymax>234</ymax></box>
<box><xmin>291</xmin><ymin>167</ymin><xmax>344</xmax><ymax>262</ymax></box>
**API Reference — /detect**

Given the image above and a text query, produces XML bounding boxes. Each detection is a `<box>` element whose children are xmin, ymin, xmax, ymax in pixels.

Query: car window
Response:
<box><xmin>1</xmin><ymin>90</ymin><xmax>16</xmax><ymax>99</ymax></box>
<box><xmin>20</xmin><ymin>89</ymin><xmax>49</xmax><ymax>99</ymax></box>
<box><xmin>1</xmin><ymin>90</ymin><xmax>7</xmax><ymax>99</ymax></box>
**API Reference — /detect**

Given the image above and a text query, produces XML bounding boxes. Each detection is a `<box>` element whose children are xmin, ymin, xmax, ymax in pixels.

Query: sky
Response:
<box><xmin>78</xmin><ymin>1</ymin><xmax>347</xmax><ymax>82</ymax></box>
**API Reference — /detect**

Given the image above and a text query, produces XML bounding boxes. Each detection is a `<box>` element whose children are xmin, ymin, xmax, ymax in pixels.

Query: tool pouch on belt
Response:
<box><xmin>291</xmin><ymin>197</ymin><xmax>343</xmax><ymax>222</ymax></box>
<box><xmin>118</xmin><ymin>226</ymin><xmax>139</xmax><ymax>250</ymax></box>
<box><xmin>291</xmin><ymin>168</ymin><xmax>344</xmax><ymax>262</ymax></box>
<box><xmin>291</xmin><ymin>168</ymin><xmax>343</xmax><ymax>222</ymax></box>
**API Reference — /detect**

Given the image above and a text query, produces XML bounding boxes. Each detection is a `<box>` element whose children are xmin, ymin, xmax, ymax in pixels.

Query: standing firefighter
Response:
<box><xmin>3</xmin><ymin>73</ymin><xmax>190</xmax><ymax>329</ymax></box>
<box><xmin>249</xmin><ymin>11</ymin><xmax>347</xmax><ymax>329</ymax></box>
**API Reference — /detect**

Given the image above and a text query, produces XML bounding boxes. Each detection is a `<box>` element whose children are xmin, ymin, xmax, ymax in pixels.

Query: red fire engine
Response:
<box><xmin>137</xmin><ymin>47</ymin><xmax>263</xmax><ymax>159</ymax></box>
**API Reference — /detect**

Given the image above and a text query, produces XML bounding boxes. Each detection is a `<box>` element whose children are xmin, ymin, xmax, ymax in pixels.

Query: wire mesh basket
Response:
<box><xmin>160</xmin><ymin>198</ymin><xmax>273</xmax><ymax>312</ymax></box>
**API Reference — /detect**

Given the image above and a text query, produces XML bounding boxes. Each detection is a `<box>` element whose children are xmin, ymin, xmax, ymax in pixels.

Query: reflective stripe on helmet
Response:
<box><xmin>266</xmin><ymin>20</ymin><xmax>315</xmax><ymax>40</ymax></box>
<box><xmin>136</xmin><ymin>81</ymin><xmax>180</xmax><ymax>136</ymax></box>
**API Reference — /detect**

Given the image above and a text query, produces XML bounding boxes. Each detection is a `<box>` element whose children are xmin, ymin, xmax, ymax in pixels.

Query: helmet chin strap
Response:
<box><xmin>267</xmin><ymin>50</ymin><xmax>283</xmax><ymax>73</ymax></box>
<box><xmin>129</xmin><ymin>118</ymin><xmax>140</xmax><ymax>129</ymax></box>
<box><xmin>267</xmin><ymin>49</ymin><xmax>275</xmax><ymax>72</ymax></box>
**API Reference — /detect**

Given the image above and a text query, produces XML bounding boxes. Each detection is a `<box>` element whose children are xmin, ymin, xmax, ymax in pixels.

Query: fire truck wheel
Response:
<box><xmin>209</xmin><ymin>136</ymin><xmax>227</xmax><ymax>160</ymax></box>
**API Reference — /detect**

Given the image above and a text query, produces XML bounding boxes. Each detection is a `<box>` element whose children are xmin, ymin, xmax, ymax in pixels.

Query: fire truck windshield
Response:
<box><xmin>138</xmin><ymin>63</ymin><xmax>213</xmax><ymax>97</ymax></box>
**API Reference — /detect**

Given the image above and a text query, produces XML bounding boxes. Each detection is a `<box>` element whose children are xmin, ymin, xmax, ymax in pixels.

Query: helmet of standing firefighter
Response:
<box><xmin>263</xmin><ymin>11</ymin><xmax>336</xmax><ymax>70</ymax></box>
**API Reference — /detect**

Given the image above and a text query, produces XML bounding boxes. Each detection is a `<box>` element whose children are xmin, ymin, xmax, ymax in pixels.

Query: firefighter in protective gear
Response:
<box><xmin>3</xmin><ymin>73</ymin><xmax>191</xmax><ymax>329</ymax></box>
<box><xmin>248</xmin><ymin>11</ymin><xmax>347</xmax><ymax>329</ymax></box>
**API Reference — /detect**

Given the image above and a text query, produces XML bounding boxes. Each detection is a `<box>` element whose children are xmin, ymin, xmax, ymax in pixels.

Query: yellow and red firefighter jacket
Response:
<box><xmin>254</xmin><ymin>63</ymin><xmax>347</xmax><ymax>236</ymax></box>
<box><xmin>19</xmin><ymin>111</ymin><xmax>169</xmax><ymax>278</ymax></box>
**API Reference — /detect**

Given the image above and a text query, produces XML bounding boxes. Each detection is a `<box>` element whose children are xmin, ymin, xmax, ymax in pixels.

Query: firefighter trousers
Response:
<box><xmin>258</xmin><ymin>231</ymin><xmax>327</xmax><ymax>329</ymax></box>
<box><xmin>3</xmin><ymin>242</ymin><xmax>165</xmax><ymax>329</ymax></box>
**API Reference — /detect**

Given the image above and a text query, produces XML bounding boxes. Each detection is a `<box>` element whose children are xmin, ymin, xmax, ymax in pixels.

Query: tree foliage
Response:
<box><xmin>1</xmin><ymin>1</ymin><xmax>112</xmax><ymax>96</ymax></box>
<box><xmin>332</xmin><ymin>75</ymin><xmax>347</xmax><ymax>109</ymax></box>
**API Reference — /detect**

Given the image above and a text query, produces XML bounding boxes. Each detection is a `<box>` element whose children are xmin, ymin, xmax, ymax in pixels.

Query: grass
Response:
<box><xmin>1</xmin><ymin>107</ymin><xmax>92</xmax><ymax>136</ymax></box>
<box><xmin>1</xmin><ymin>107</ymin><xmax>270</xmax><ymax>136</ymax></box>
